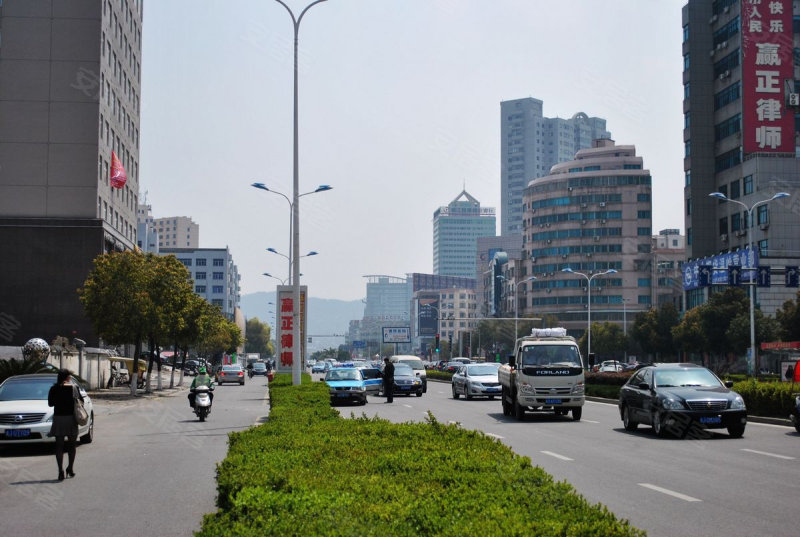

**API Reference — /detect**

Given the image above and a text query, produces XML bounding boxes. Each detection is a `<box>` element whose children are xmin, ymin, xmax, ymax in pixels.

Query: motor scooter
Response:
<box><xmin>791</xmin><ymin>394</ymin><xmax>800</xmax><ymax>434</ymax></box>
<box><xmin>191</xmin><ymin>384</ymin><xmax>214</xmax><ymax>422</ymax></box>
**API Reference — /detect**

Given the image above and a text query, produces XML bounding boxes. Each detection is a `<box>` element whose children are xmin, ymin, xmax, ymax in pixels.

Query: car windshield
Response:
<box><xmin>222</xmin><ymin>366</ymin><xmax>241</xmax><ymax>371</ymax></box>
<box><xmin>393</xmin><ymin>364</ymin><xmax>413</xmax><ymax>376</ymax></box>
<box><xmin>0</xmin><ymin>377</ymin><xmax>55</xmax><ymax>401</ymax></box>
<box><xmin>327</xmin><ymin>369</ymin><xmax>361</xmax><ymax>381</ymax></box>
<box><xmin>521</xmin><ymin>345</ymin><xmax>582</xmax><ymax>368</ymax></box>
<box><xmin>654</xmin><ymin>368</ymin><xmax>722</xmax><ymax>388</ymax></box>
<box><xmin>466</xmin><ymin>365</ymin><xmax>498</xmax><ymax>376</ymax></box>
<box><xmin>360</xmin><ymin>368</ymin><xmax>382</xmax><ymax>380</ymax></box>
<box><xmin>253</xmin><ymin>363</ymin><xmax>266</xmax><ymax>370</ymax></box>
<box><xmin>398</xmin><ymin>360</ymin><xmax>423</xmax><ymax>370</ymax></box>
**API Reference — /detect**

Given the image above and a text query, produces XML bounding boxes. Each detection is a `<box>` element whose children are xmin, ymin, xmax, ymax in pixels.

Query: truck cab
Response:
<box><xmin>498</xmin><ymin>328</ymin><xmax>585</xmax><ymax>421</ymax></box>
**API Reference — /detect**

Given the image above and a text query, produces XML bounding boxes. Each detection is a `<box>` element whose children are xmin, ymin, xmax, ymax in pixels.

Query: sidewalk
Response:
<box><xmin>88</xmin><ymin>370</ymin><xmax>190</xmax><ymax>401</ymax></box>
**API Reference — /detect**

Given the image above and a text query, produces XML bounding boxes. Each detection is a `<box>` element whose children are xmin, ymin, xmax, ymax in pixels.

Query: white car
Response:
<box><xmin>598</xmin><ymin>361</ymin><xmax>624</xmax><ymax>373</ymax></box>
<box><xmin>0</xmin><ymin>374</ymin><xmax>94</xmax><ymax>445</ymax></box>
<box><xmin>451</xmin><ymin>364</ymin><xmax>502</xmax><ymax>400</ymax></box>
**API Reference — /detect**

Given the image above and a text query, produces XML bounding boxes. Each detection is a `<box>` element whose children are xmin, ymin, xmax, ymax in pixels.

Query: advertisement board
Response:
<box><xmin>417</xmin><ymin>298</ymin><xmax>439</xmax><ymax>336</ymax></box>
<box><xmin>276</xmin><ymin>285</ymin><xmax>307</xmax><ymax>374</ymax></box>
<box><xmin>382</xmin><ymin>327</ymin><xmax>411</xmax><ymax>343</ymax></box>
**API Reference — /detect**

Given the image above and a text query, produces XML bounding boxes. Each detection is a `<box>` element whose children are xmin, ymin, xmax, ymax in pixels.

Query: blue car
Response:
<box><xmin>356</xmin><ymin>366</ymin><xmax>383</xmax><ymax>396</ymax></box>
<box><xmin>324</xmin><ymin>367</ymin><xmax>367</xmax><ymax>405</ymax></box>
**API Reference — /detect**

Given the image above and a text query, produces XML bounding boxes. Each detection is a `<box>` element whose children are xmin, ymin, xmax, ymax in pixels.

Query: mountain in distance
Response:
<box><xmin>240</xmin><ymin>291</ymin><xmax>364</xmax><ymax>353</ymax></box>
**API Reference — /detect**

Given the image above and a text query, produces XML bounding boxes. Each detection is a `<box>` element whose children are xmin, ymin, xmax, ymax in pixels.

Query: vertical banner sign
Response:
<box><xmin>276</xmin><ymin>285</ymin><xmax>308</xmax><ymax>374</ymax></box>
<box><xmin>742</xmin><ymin>0</ymin><xmax>793</xmax><ymax>154</ymax></box>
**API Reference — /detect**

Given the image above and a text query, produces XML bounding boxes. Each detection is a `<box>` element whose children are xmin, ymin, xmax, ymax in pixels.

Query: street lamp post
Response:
<box><xmin>266</xmin><ymin>247</ymin><xmax>318</xmax><ymax>284</ymax></box>
<box><xmin>561</xmin><ymin>268</ymin><xmax>618</xmax><ymax>363</ymax></box>
<box><xmin>270</xmin><ymin>0</ymin><xmax>328</xmax><ymax>386</ymax></box>
<box><xmin>622</xmin><ymin>298</ymin><xmax>630</xmax><ymax>363</ymax></box>
<box><xmin>497</xmin><ymin>275</ymin><xmax>537</xmax><ymax>342</ymax></box>
<box><xmin>709</xmin><ymin>191</ymin><xmax>790</xmax><ymax>372</ymax></box>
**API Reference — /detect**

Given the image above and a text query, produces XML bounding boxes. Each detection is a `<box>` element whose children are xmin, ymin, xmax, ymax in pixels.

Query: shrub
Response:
<box><xmin>731</xmin><ymin>379</ymin><xmax>797</xmax><ymax>417</ymax></box>
<box><xmin>426</xmin><ymin>370</ymin><xmax>454</xmax><ymax>382</ymax></box>
<box><xmin>586</xmin><ymin>384</ymin><xmax>621</xmax><ymax>399</ymax></box>
<box><xmin>199</xmin><ymin>374</ymin><xmax>645</xmax><ymax>537</ymax></box>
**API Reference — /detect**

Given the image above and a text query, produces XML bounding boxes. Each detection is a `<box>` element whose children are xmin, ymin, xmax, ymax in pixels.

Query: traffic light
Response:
<box><xmin>435</xmin><ymin>333</ymin><xmax>440</xmax><ymax>353</ymax></box>
<box><xmin>448</xmin><ymin>334</ymin><xmax>453</xmax><ymax>348</ymax></box>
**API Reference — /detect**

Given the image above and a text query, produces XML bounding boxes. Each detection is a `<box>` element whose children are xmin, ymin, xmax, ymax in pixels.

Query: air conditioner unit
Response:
<box><xmin>531</xmin><ymin>208</ymin><xmax>536</xmax><ymax>213</ymax></box>
<box><xmin>759</xmin><ymin>223</ymin><xmax>769</xmax><ymax>231</ymax></box>
<box><xmin>539</xmin><ymin>224</ymin><xmax>545</xmax><ymax>228</ymax></box>
<box><xmin>709</xmin><ymin>49</ymin><xmax>716</xmax><ymax>57</ymax></box>
<box><xmin>562</xmin><ymin>254</ymin><xmax>568</xmax><ymax>259</ymax></box>
<box><xmin>720</xmin><ymin>233</ymin><xmax>728</xmax><ymax>242</ymax></box>
<box><xmin>581</xmin><ymin>220</ymin><xmax>587</xmax><ymax>225</ymax></box>
<box><xmin>582</xmin><ymin>287</ymin><xmax>588</xmax><ymax>292</ymax></box>
<box><xmin>568</xmin><ymin>187</ymin><xmax>573</xmax><ymax>192</ymax></box>
<box><xmin>546</xmin><ymin>239</ymin><xmax>552</xmax><ymax>244</ymax></box>
<box><xmin>581</xmin><ymin>203</ymin><xmax>588</xmax><ymax>208</ymax></box>
<box><xmin>601</xmin><ymin>219</ymin><xmax>607</xmax><ymax>225</ymax></box>
<box><xmin>709</xmin><ymin>14</ymin><xmax>718</xmax><ymax>24</ymax></box>
<box><xmin>790</xmin><ymin>93</ymin><xmax>800</xmax><ymax>107</ymax></box>
<box><xmin>599</xmin><ymin>202</ymin><xmax>606</xmax><ymax>207</ymax></box>
<box><xmin>545</xmin><ymin>223</ymin><xmax>551</xmax><ymax>227</ymax></box>
<box><xmin>722</xmin><ymin>40</ymin><xmax>727</xmax><ymax>48</ymax></box>
<box><xmin>587</xmin><ymin>253</ymin><xmax>593</xmax><ymax>258</ymax></box>
<box><xmin>723</xmin><ymin>5</ymin><xmax>729</xmax><ymax>13</ymax></box>
<box><xmin>716</xmin><ymin>43</ymin><xmax>723</xmax><ymax>51</ymax></box>
<box><xmin>593</xmin><ymin>236</ymin><xmax>600</xmax><ymax>242</ymax></box>
<box><xmin>735</xmin><ymin>230</ymin><xmax>747</xmax><ymax>237</ymax></box>
<box><xmin>724</xmin><ymin>70</ymin><xmax>730</xmax><ymax>78</ymax></box>
<box><xmin>546</xmin><ymin>288</ymin><xmax>552</xmax><ymax>293</ymax></box>
<box><xmin>531</xmin><ymin>256</ymin><xmax>536</xmax><ymax>263</ymax></box>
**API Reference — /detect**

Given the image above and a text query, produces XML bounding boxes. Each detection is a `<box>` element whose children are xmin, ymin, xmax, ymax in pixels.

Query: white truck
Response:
<box><xmin>497</xmin><ymin>327</ymin><xmax>585</xmax><ymax>421</ymax></box>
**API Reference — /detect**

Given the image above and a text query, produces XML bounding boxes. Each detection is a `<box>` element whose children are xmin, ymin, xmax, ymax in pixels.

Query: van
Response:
<box><xmin>389</xmin><ymin>355</ymin><xmax>427</xmax><ymax>393</ymax></box>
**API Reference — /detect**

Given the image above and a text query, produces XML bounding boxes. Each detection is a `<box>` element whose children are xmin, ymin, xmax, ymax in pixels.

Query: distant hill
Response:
<box><xmin>240</xmin><ymin>292</ymin><xmax>364</xmax><ymax>353</ymax></box>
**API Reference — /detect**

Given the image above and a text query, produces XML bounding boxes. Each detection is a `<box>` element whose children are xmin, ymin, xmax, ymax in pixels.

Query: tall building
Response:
<box><xmin>359</xmin><ymin>275</ymin><xmax>411</xmax><ymax>355</ymax></box>
<box><xmin>153</xmin><ymin>216</ymin><xmax>199</xmax><ymax>249</ymax></box>
<box><xmin>408</xmin><ymin>273</ymin><xmax>476</xmax><ymax>355</ymax></box>
<box><xmin>519</xmin><ymin>139</ymin><xmax>653</xmax><ymax>337</ymax></box>
<box><xmin>0</xmin><ymin>0</ymin><xmax>143</xmax><ymax>345</ymax></box>
<box><xmin>136</xmin><ymin>203</ymin><xmax>159</xmax><ymax>253</ymax></box>
<box><xmin>682</xmin><ymin>0</ymin><xmax>800</xmax><ymax>314</ymax></box>
<box><xmin>160</xmin><ymin>247</ymin><xmax>241</xmax><ymax>321</ymax></box>
<box><xmin>500</xmin><ymin>98</ymin><xmax>611</xmax><ymax>236</ymax></box>
<box><xmin>433</xmin><ymin>190</ymin><xmax>496</xmax><ymax>279</ymax></box>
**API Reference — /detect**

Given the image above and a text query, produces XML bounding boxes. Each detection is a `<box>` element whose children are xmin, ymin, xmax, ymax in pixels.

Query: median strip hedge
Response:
<box><xmin>198</xmin><ymin>374</ymin><xmax>644</xmax><ymax>537</ymax></box>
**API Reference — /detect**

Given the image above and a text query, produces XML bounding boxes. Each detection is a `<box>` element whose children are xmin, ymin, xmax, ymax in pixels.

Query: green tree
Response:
<box><xmin>776</xmin><ymin>290</ymin><xmax>800</xmax><ymax>341</ymax></box>
<box><xmin>631</xmin><ymin>303</ymin><xmax>680</xmax><ymax>360</ymax></box>
<box><xmin>576</xmin><ymin>322</ymin><xmax>626</xmax><ymax>361</ymax></box>
<box><xmin>245</xmin><ymin>317</ymin><xmax>273</xmax><ymax>357</ymax></box>
<box><xmin>671</xmin><ymin>305</ymin><xmax>707</xmax><ymax>358</ymax></box>
<box><xmin>726</xmin><ymin>309</ymin><xmax>782</xmax><ymax>356</ymax></box>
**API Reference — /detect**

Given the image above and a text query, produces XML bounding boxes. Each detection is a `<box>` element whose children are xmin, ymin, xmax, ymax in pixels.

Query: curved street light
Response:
<box><xmin>561</xmin><ymin>267</ymin><xmax>618</xmax><ymax>364</ymax></box>
<box><xmin>265</xmin><ymin>248</ymin><xmax>319</xmax><ymax>283</ymax></box>
<box><xmin>709</xmin><ymin>191</ymin><xmax>790</xmax><ymax>370</ymax></box>
<box><xmin>497</xmin><ymin>275</ymin><xmax>538</xmax><ymax>342</ymax></box>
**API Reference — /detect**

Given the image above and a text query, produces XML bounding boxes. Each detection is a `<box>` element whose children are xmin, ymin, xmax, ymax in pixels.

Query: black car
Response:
<box><xmin>618</xmin><ymin>363</ymin><xmax>747</xmax><ymax>438</ymax></box>
<box><xmin>251</xmin><ymin>362</ymin><xmax>269</xmax><ymax>376</ymax></box>
<box><xmin>385</xmin><ymin>363</ymin><xmax>423</xmax><ymax>397</ymax></box>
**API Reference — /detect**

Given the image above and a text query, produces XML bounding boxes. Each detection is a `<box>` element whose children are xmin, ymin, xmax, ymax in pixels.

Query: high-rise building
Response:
<box><xmin>136</xmin><ymin>203</ymin><xmax>159</xmax><ymax>253</ymax></box>
<box><xmin>0</xmin><ymin>0</ymin><xmax>143</xmax><ymax>345</ymax></box>
<box><xmin>433</xmin><ymin>190</ymin><xmax>496</xmax><ymax>279</ymax></box>
<box><xmin>500</xmin><ymin>98</ymin><xmax>610</xmax><ymax>237</ymax></box>
<box><xmin>519</xmin><ymin>139</ymin><xmax>653</xmax><ymax>337</ymax></box>
<box><xmin>358</xmin><ymin>275</ymin><xmax>411</xmax><ymax>354</ymax></box>
<box><xmin>682</xmin><ymin>0</ymin><xmax>800</xmax><ymax>314</ymax></box>
<box><xmin>153</xmin><ymin>216</ymin><xmax>199</xmax><ymax>249</ymax></box>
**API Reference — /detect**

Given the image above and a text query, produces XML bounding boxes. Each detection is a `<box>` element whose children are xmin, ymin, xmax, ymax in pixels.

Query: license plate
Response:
<box><xmin>545</xmin><ymin>398</ymin><xmax>562</xmax><ymax>405</ymax></box>
<box><xmin>400</xmin><ymin>386</ymin><xmax>410</xmax><ymax>390</ymax></box>
<box><xmin>700</xmin><ymin>416</ymin><xmax>721</xmax><ymax>424</ymax></box>
<box><xmin>487</xmin><ymin>387</ymin><xmax>500</xmax><ymax>391</ymax></box>
<box><xmin>336</xmin><ymin>393</ymin><xmax>349</xmax><ymax>398</ymax></box>
<box><xmin>5</xmin><ymin>429</ymin><xmax>31</xmax><ymax>438</ymax></box>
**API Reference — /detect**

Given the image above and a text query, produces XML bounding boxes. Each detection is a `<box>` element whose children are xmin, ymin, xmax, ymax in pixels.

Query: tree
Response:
<box><xmin>726</xmin><ymin>310</ymin><xmax>781</xmax><ymax>357</ymax></box>
<box><xmin>245</xmin><ymin>317</ymin><xmax>273</xmax><ymax>357</ymax></box>
<box><xmin>631</xmin><ymin>303</ymin><xmax>680</xmax><ymax>361</ymax></box>
<box><xmin>776</xmin><ymin>290</ymin><xmax>800</xmax><ymax>341</ymax></box>
<box><xmin>576</xmin><ymin>322</ymin><xmax>626</xmax><ymax>361</ymax></box>
<box><xmin>671</xmin><ymin>305</ymin><xmax>706</xmax><ymax>359</ymax></box>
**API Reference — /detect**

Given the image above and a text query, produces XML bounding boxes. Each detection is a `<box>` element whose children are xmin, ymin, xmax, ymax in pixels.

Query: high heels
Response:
<box><xmin>57</xmin><ymin>471</ymin><xmax>65</xmax><ymax>481</ymax></box>
<box><xmin>66</xmin><ymin>467</ymin><xmax>75</xmax><ymax>478</ymax></box>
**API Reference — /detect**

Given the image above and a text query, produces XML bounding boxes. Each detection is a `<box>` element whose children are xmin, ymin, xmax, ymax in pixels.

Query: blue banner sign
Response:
<box><xmin>683</xmin><ymin>249</ymin><xmax>759</xmax><ymax>291</ymax></box>
<box><xmin>757</xmin><ymin>267</ymin><xmax>771</xmax><ymax>288</ymax></box>
<box><xmin>352</xmin><ymin>340</ymin><xmax>366</xmax><ymax>348</ymax></box>
<box><xmin>786</xmin><ymin>266</ymin><xmax>799</xmax><ymax>288</ymax></box>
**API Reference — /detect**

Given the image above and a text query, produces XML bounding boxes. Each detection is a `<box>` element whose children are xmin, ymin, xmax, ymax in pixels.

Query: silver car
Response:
<box><xmin>0</xmin><ymin>374</ymin><xmax>94</xmax><ymax>445</ymax></box>
<box><xmin>451</xmin><ymin>364</ymin><xmax>502</xmax><ymax>400</ymax></box>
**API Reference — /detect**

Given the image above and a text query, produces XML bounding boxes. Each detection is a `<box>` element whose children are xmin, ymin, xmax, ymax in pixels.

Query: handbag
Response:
<box><xmin>73</xmin><ymin>385</ymin><xmax>89</xmax><ymax>426</ymax></box>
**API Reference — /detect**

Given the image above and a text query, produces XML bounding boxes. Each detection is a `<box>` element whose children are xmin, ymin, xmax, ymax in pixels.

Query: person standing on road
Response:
<box><xmin>188</xmin><ymin>366</ymin><xmax>214</xmax><ymax>407</ymax></box>
<box><xmin>382</xmin><ymin>357</ymin><xmax>395</xmax><ymax>403</ymax></box>
<box><xmin>47</xmin><ymin>369</ymin><xmax>83</xmax><ymax>481</ymax></box>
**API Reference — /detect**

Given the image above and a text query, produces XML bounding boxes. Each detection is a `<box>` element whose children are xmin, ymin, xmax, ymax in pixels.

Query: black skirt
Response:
<box><xmin>49</xmin><ymin>414</ymin><xmax>78</xmax><ymax>438</ymax></box>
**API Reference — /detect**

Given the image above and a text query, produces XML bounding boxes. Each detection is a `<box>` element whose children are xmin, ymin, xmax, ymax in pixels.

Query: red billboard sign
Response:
<box><xmin>741</xmin><ymin>0</ymin><xmax>794</xmax><ymax>154</ymax></box>
<box><xmin>276</xmin><ymin>285</ymin><xmax>307</xmax><ymax>374</ymax></box>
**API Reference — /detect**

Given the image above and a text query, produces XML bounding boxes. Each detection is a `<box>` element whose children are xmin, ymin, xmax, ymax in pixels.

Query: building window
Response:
<box><xmin>638</xmin><ymin>295</ymin><xmax>652</xmax><ymax>305</ymax></box>
<box><xmin>684</xmin><ymin>140</ymin><xmax>691</xmax><ymax>157</ymax></box>
<box><xmin>195</xmin><ymin>272</ymin><xmax>206</xmax><ymax>280</ymax></box>
<box><xmin>637</xmin><ymin>227</ymin><xmax>652</xmax><ymax>236</ymax></box>
<box><xmin>684</xmin><ymin>112</ymin><xmax>690</xmax><ymax>128</ymax></box>
<box><xmin>638</xmin><ymin>193</ymin><xmax>651</xmax><ymax>202</ymax></box>
<box><xmin>743</xmin><ymin>175</ymin><xmax>753</xmax><ymax>194</ymax></box>
<box><xmin>683</xmin><ymin>23</ymin><xmax>689</xmax><ymax>43</ymax></box>
<box><xmin>195</xmin><ymin>285</ymin><xmax>206</xmax><ymax>293</ymax></box>
<box><xmin>757</xmin><ymin>205</ymin><xmax>768</xmax><ymax>225</ymax></box>
<box><xmin>638</xmin><ymin>278</ymin><xmax>651</xmax><ymax>287</ymax></box>
<box><xmin>687</xmin><ymin>227</ymin><xmax>692</xmax><ymax>246</ymax></box>
<box><xmin>714</xmin><ymin>113</ymin><xmax>741</xmax><ymax>141</ymax></box>
<box><xmin>758</xmin><ymin>239</ymin><xmax>768</xmax><ymax>257</ymax></box>
<box><xmin>212</xmin><ymin>285</ymin><xmax>224</xmax><ymax>294</ymax></box>
<box><xmin>178</xmin><ymin>258</ymin><xmax>192</xmax><ymax>267</ymax></box>
<box><xmin>719</xmin><ymin>216</ymin><xmax>728</xmax><ymax>235</ymax></box>
<box><xmin>731</xmin><ymin>212</ymin><xmax>741</xmax><ymax>231</ymax></box>
<box><xmin>213</xmin><ymin>258</ymin><xmax>224</xmax><ymax>266</ymax></box>
<box><xmin>213</xmin><ymin>272</ymin><xmax>224</xmax><ymax>280</ymax></box>
<box><xmin>683</xmin><ymin>53</ymin><xmax>690</xmax><ymax>71</ymax></box>
<box><xmin>730</xmin><ymin>179</ymin><xmax>741</xmax><ymax>199</ymax></box>
<box><xmin>685</xmin><ymin>171</ymin><xmax>691</xmax><ymax>186</ymax></box>
<box><xmin>637</xmin><ymin>244</ymin><xmax>652</xmax><ymax>254</ymax></box>
<box><xmin>196</xmin><ymin>258</ymin><xmax>206</xmax><ymax>266</ymax></box>
<box><xmin>684</xmin><ymin>83</ymin><xmax>690</xmax><ymax>99</ymax></box>
<box><xmin>637</xmin><ymin>210</ymin><xmax>651</xmax><ymax>219</ymax></box>
<box><xmin>212</xmin><ymin>299</ymin><xmax>224</xmax><ymax>307</ymax></box>
<box><xmin>686</xmin><ymin>198</ymin><xmax>692</xmax><ymax>215</ymax></box>
<box><xmin>715</xmin><ymin>81</ymin><xmax>741</xmax><ymax>110</ymax></box>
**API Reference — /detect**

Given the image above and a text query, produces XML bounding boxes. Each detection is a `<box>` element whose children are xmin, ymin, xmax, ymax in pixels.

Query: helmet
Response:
<box><xmin>198</xmin><ymin>366</ymin><xmax>207</xmax><ymax>374</ymax></box>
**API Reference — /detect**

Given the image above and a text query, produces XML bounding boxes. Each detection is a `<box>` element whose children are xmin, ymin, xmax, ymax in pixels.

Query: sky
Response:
<box><xmin>139</xmin><ymin>0</ymin><xmax>686</xmax><ymax>302</ymax></box>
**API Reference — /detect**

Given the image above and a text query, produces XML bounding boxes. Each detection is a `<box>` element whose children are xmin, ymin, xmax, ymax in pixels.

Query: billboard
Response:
<box><xmin>417</xmin><ymin>298</ymin><xmax>439</xmax><ymax>336</ymax></box>
<box><xmin>382</xmin><ymin>327</ymin><xmax>410</xmax><ymax>343</ymax></box>
<box><xmin>741</xmin><ymin>0</ymin><xmax>794</xmax><ymax>154</ymax></box>
<box><xmin>276</xmin><ymin>285</ymin><xmax>307</xmax><ymax>374</ymax></box>
<box><xmin>682</xmin><ymin>249</ymin><xmax>759</xmax><ymax>290</ymax></box>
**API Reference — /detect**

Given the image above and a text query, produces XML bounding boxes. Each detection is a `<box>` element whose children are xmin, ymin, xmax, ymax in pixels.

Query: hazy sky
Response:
<box><xmin>140</xmin><ymin>0</ymin><xmax>685</xmax><ymax>302</ymax></box>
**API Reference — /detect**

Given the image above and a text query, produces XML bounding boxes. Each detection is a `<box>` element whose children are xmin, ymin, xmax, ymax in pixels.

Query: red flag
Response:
<box><xmin>110</xmin><ymin>151</ymin><xmax>127</xmax><ymax>189</ymax></box>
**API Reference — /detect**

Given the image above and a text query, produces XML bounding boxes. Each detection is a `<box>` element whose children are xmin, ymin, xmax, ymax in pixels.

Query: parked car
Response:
<box><xmin>0</xmin><ymin>374</ymin><xmax>94</xmax><ymax>445</ymax></box>
<box><xmin>451</xmin><ymin>364</ymin><xmax>502</xmax><ymax>400</ymax></box>
<box><xmin>386</xmin><ymin>363</ymin><xmax>423</xmax><ymax>397</ymax></box>
<box><xmin>390</xmin><ymin>356</ymin><xmax>427</xmax><ymax>393</ymax></box>
<box><xmin>618</xmin><ymin>363</ymin><xmax>747</xmax><ymax>438</ymax></box>
<box><xmin>311</xmin><ymin>362</ymin><xmax>328</xmax><ymax>374</ymax></box>
<box><xmin>217</xmin><ymin>365</ymin><xmax>245</xmax><ymax>385</ymax></box>
<box><xmin>324</xmin><ymin>367</ymin><xmax>367</xmax><ymax>405</ymax></box>
<box><xmin>355</xmin><ymin>366</ymin><xmax>383</xmax><ymax>396</ymax></box>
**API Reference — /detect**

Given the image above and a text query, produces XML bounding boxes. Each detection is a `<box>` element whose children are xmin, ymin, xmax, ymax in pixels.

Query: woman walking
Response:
<box><xmin>48</xmin><ymin>369</ymin><xmax>83</xmax><ymax>481</ymax></box>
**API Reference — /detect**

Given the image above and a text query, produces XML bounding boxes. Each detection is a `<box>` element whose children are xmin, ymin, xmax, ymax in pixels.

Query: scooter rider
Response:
<box><xmin>188</xmin><ymin>366</ymin><xmax>214</xmax><ymax>407</ymax></box>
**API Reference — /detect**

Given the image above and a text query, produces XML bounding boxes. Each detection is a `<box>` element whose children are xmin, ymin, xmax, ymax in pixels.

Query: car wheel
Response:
<box><xmin>452</xmin><ymin>384</ymin><xmax>460</xmax><ymax>399</ymax></box>
<box><xmin>652</xmin><ymin>411</ymin><xmax>668</xmax><ymax>437</ymax></box>
<box><xmin>501</xmin><ymin>387</ymin><xmax>511</xmax><ymax>416</ymax></box>
<box><xmin>795</xmin><ymin>422</ymin><xmax>800</xmax><ymax>435</ymax></box>
<box><xmin>571</xmin><ymin>407</ymin><xmax>582</xmax><ymax>421</ymax></box>
<box><xmin>513</xmin><ymin>392</ymin><xmax>526</xmax><ymax>421</ymax></box>
<box><xmin>622</xmin><ymin>406</ymin><xmax>638</xmax><ymax>431</ymax></box>
<box><xmin>465</xmin><ymin>386</ymin><xmax>473</xmax><ymax>400</ymax></box>
<box><xmin>80</xmin><ymin>414</ymin><xmax>94</xmax><ymax>444</ymax></box>
<box><xmin>727</xmin><ymin>423</ymin><xmax>745</xmax><ymax>438</ymax></box>
<box><xmin>416</xmin><ymin>391</ymin><xmax>422</xmax><ymax>397</ymax></box>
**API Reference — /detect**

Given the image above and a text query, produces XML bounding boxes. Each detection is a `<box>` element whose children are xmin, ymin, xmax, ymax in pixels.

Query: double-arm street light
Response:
<box><xmin>268</xmin><ymin>0</ymin><xmax>329</xmax><ymax>385</ymax></box>
<box><xmin>265</xmin><ymin>248</ymin><xmax>318</xmax><ymax>284</ymax></box>
<box><xmin>497</xmin><ymin>275</ymin><xmax>538</xmax><ymax>342</ymax></box>
<box><xmin>561</xmin><ymin>267</ymin><xmax>618</xmax><ymax>362</ymax></box>
<box><xmin>709</xmin><ymin>191</ymin><xmax>790</xmax><ymax>371</ymax></box>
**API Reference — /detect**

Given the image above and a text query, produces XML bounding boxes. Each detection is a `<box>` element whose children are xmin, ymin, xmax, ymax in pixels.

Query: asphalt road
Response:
<box><xmin>333</xmin><ymin>377</ymin><xmax>800</xmax><ymax>537</ymax></box>
<box><xmin>0</xmin><ymin>374</ymin><xmax>270</xmax><ymax>537</ymax></box>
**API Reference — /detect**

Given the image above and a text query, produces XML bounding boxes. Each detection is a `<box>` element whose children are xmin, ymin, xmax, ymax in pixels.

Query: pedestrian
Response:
<box><xmin>382</xmin><ymin>357</ymin><xmax>395</xmax><ymax>403</ymax></box>
<box><xmin>47</xmin><ymin>368</ymin><xmax>83</xmax><ymax>481</ymax></box>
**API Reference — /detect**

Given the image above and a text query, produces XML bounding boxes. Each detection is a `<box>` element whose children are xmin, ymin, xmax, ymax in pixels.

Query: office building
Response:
<box><xmin>160</xmin><ymin>247</ymin><xmax>241</xmax><ymax>321</ymax></box>
<box><xmin>433</xmin><ymin>190</ymin><xmax>496</xmax><ymax>279</ymax></box>
<box><xmin>682</xmin><ymin>0</ymin><xmax>800</xmax><ymax>314</ymax></box>
<box><xmin>519</xmin><ymin>139</ymin><xmax>653</xmax><ymax>337</ymax></box>
<box><xmin>136</xmin><ymin>203</ymin><xmax>159</xmax><ymax>253</ymax></box>
<box><xmin>358</xmin><ymin>275</ymin><xmax>412</xmax><ymax>354</ymax></box>
<box><xmin>0</xmin><ymin>0</ymin><xmax>143</xmax><ymax>345</ymax></box>
<box><xmin>153</xmin><ymin>216</ymin><xmax>199</xmax><ymax>249</ymax></box>
<box><xmin>501</xmin><ymin>97</ymin><xmax>610</xmax><ymax>236</ymax></box>
<box><xmin>408</xmin><ymin>273</ymin><xmax>476</xmax><ymax>355</ymax></box>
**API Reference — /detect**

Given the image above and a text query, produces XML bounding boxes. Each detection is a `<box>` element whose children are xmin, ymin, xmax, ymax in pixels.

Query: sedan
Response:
<box><xmin>217</xmin><ymin>365</ymin><xmax>245</xmax><ymax>385</ymax></box>
<box><xmin>451</xmin><ymin>364</ymin><xmax>502</xmax><ymax>400</ymax></box>
<box><xmin>324</xmin><ymin>367</ymin><xmax>367</xmax><ymax>405</ymax></box>
<box><xmin>356</xmin><ymin>366</ymin><xmax>383</xmax><ymax>396</ymax></box>
<box><xmin>311</xmin><ymin>362</ymin><xmax>328</xmax><ymax>374</ymax></box>
<box><xmin>618</xmin><ymin>363</ymin><xmax>747</xmax><ymax>438</ymax></box>
<box><xmin>250</xmin><ymin>362</ymin><xmax>269</xmax><ymax>376</ymax></box>
<box><xmin>0</xmin><ymin>374</ymin><xmax>94</xmax><ymax>445</ymax></box>
<box><xmin>386</xmin><ymin>364</ymin><xmax>423</xmax><ymax>397</ymax></box>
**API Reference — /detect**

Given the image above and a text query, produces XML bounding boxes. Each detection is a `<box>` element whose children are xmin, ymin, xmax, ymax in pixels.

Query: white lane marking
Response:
<box><xmin>485</xmin><ymin>433</ymin><xmax>504</xmax><ymax>439</ymax></box>
<box><xmin>540</xmin><ymin>451</ymin><xmax>573</xmax><ymax>461</ymax></box>
<box><xmin>583</xmin><ymin>419</ymin><xmax>600</xmax><ymax>424</ymax></box>
<box><xmin>403</xmin><ymin>404</ymin><xmax>413</xmax><ymax>409</ymax></box>
<box><xmin>741</xmin><ymin>448</ymin><xmax>795</xmax><ymax>460</ymax></box>
<box><xmin>638</xmin><ymin>483</ymin><xmax>701</xmax><ymax>502</ymax></box>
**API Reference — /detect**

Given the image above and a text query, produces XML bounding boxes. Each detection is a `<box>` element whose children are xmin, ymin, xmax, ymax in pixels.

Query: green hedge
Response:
<box><xmin>731</xmin><ymin>379</ymin><xmax>797</xmax><ymax>417</ymax></box>
<box><xmin>425</xmin><ymin>370</ymin><xmax>454</xmax><ymax>382</ymax></box>
<box><xmin>199</xmin><ymin>373</ymin><xmax>644</xmax><ymax>537</ymax></box>
<box><xmin>586</xmin><ymin>384</ymin><xmax>621</xmax><ymax>399</ymax></box>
